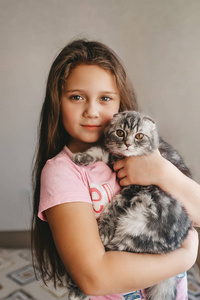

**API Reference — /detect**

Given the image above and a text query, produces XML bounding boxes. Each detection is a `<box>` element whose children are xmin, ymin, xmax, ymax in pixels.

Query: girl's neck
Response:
<box><xmin>67</xmin><ymin>139</ymin><xmax>104</xmax><ymax>153</ymax></box>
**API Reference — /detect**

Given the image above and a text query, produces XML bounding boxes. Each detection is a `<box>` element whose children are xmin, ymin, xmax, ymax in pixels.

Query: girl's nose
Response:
<box><xmin>83</xmin><ymin>102</ymin><xmax>99</xmax><ymax>118</ymax></box>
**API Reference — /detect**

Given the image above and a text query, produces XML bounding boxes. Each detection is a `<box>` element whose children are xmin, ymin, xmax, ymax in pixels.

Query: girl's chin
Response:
<box><xmin>81</xmin><ymin>135</ymin><xmax>103</xmax><ymax>144</ymax></box>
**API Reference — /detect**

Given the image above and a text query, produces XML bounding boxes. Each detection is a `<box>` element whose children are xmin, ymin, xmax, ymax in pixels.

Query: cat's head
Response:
<box><xmin>104</xmin><ymin>111</ymin><xmax>159</xmax><ymax>157</ymax></box>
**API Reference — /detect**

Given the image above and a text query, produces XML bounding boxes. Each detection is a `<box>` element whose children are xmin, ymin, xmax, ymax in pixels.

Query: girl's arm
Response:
<box><xmin>113</xmin><ymin>151</ymin><xmax>200</xmax><ymax>227</ymax></box>
<box><xmin>46</xmin><ymin>201</ymin><xmax>198</xmax><ymax>296</ymax></box>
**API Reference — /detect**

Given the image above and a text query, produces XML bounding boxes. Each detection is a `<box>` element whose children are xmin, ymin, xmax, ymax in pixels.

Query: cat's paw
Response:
<box><xmin>68</xmin><ymin>290</ymin><xmax>89</xmax><ymax>300</ymax></box>
<box><xmin>72</xmin><ymin>153</ymin><xmax>95</xmax><ymax>166</ymax></box>
<box><xmin>66</xmin><ymin>277</ymin><xmax>89</xmax><ymax>300</ymax></box>
<box><xmin>99</xmin><ymin>226</ymin><xmax>111</xmax><ymax>246</ymax></box>
<box><xmin>100</xmin><ymin>232</ymin><xmax>110</xmax><ymax>246</ymax></box>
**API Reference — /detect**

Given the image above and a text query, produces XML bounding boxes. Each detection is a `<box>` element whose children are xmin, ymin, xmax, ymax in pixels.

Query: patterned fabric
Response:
<box><xmin>187</xmin><ymin>264</ymin><xmax>200</xmax><ymax>299</ymax></box>
<box><xmin>123</xmin><ymin>290</ymin><xmax>144</xmax><ymax>299</ymax></box>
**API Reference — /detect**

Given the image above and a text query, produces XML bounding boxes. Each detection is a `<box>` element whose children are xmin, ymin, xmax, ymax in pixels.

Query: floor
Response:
<box><xmin>0</xmin><ymin>248</ymin><xmax>200</xmax><ymax>300</ymax></box>
<box><xmin>0</xmin><ymin>248</ymin><xmax>68</xmax><ymax>300</ymax></box>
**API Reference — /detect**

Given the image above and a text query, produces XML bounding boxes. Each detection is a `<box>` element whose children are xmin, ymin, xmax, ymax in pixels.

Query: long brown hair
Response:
<box><xmin>31</xmin><ymin>39</ymin><xmax>138</xmax><ymax>285</ymax></box>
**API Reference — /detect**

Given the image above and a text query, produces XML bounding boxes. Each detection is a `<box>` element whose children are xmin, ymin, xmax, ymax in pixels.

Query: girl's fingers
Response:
<box><xmin>118</xmin><ymin>177</ymin><xmax>130</xmax><ymax>186</ymax></box>
<box><xmin>113</xmin><ymin>159</ymin><xmax>125</xmax><ymax>172</ymax></box>
<box><xmin>116</xmin><ymin>167</ymin><xmax>126</xmax><ymax>179</ymax></box>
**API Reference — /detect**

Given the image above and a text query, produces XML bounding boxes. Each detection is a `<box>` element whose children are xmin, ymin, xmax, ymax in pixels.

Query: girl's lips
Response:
<box><xmin>81</xmin><ymin>125</ymin><xmax>101</xmax><ymax>130</ymax></box>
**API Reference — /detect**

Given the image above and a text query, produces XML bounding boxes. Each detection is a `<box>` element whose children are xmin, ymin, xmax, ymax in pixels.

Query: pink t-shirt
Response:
<box><xmin>39</xmin><ymin>146</ymin><xmax>120</xmax><ymax>220</ymax></box>
<box><xmin>39</xmin><ymin>146</ymin><xmax>188</xmax><ymax>300</ymax></box>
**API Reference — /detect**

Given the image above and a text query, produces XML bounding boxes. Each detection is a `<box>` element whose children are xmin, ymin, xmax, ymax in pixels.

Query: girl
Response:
<box><xmin>32</xmin><ymin>39</ymin><xmax>199</xmax><ymax>300</ymax></box>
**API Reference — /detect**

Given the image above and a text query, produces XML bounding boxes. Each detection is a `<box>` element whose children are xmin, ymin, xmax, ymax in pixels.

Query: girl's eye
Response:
<box><xmin>116</xmin><ymin>129</ymin><xmax>125</xmax><ymax>137</ymax></box>
<box><xmin>135</xmin><ymin>133</ymin><xmax>144</xmax><ymax>140</ymax></box>
<box><xmin>70</xmin><ymin>95</ymin><xmax>83</xmax><ymax>101</ymax></box>
<box><xmin>101</xmin><ymin>96</ymin><xmax>111</xmax><ymax>102</ymax></box>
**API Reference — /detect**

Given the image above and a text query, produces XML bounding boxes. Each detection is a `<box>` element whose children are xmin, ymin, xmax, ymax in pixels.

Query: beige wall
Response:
<box><xmin>1</xmin><ymin>0</ymin><xmax>200</xmax><ymax>230</ymax></box>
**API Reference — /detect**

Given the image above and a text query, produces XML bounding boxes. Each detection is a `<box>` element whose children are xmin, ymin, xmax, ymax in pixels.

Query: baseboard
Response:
<box><xmin>0</xmin><ymin>231</ymin><xmax>31</xmax><ymax>248</ymax></box>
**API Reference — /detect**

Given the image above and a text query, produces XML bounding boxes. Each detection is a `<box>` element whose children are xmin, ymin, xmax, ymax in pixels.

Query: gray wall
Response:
<box><xmin>1</xmin><ymin>0</ymin><xmax>200</xmax><ymax>230</ymax></box>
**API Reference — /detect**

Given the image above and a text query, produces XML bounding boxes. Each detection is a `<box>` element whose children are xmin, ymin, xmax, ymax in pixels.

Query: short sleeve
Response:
<box><xmin>38</xmin><ymin>156</ymin><xmax>92</xmax><ymax>221</ymax></box>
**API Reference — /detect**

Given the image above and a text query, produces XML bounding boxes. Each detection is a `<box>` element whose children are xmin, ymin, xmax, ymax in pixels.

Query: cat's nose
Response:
<box><xmin>125</xmin><ymin>142</ymin><xmax>132</xmax><ymax>148</ymax></box>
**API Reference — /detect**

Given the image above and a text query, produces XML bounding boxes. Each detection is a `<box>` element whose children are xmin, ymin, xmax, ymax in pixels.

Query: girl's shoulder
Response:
<box><xmin>45</xmin><ymin>146</ymin><xmax>72</xmax><ymax>166</ymax></box>
<box><xmin>40</xmin><ymin>146</ymin><xmax>91</xmax><ymax>200</ymax></box>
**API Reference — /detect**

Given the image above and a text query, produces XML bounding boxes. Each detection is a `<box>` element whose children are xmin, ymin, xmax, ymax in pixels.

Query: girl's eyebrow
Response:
<box><xmin>100</xmin><ymin>91</ymin><xmax>119</xmax><ymax>95</ymax></box>
<box><xmin>64</xmin><ymin>89</ymin><xmax>86</xmax><ymax>93</ymax></box>
<box><xmin>64</xmin><ymin>89</ymin><xmax>118</xmax><ymax>95</ymax></box>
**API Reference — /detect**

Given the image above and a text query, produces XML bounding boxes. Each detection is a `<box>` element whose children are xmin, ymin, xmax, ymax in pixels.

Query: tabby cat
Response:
<box><xmin>68</xmin><ymin>111</ymin><xmax>192</xmax><ymax>300</ymax></box>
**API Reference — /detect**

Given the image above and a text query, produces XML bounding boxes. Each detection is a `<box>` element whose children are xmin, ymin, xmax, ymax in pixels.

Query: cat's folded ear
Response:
<box><xmin>113</xmin><ymin>113</ymin><xmax>119</xmax><ymax>117</ymax></box>
<box><xmin>113</xmin><ymin>111</ymin><xmax>128</xmax><ymax>118</ymax></box>
<box><xmin>143</xmin><ymin>116</ymin><xmax>156</xmax><ymax>130</ymax></box>
<box><xmin>114</xmin><ymin>110</ymin><xmax>131</xmax><ymax>116</ymax></box>
<box><xmin>112</xmin><ymin>112</ymin><xmax>124</xmax><ymax>121</ymax></box>
<box><xmin>113</xmin><ymin>112</ymin><xmax>123</xmax><ymax>117</ymax></box>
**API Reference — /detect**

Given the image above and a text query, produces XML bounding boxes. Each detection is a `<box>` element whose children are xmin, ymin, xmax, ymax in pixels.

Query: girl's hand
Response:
<box><xmin>113</xmin><ymin>150</ymin><xmax>167</xmax><ymax>187</ymax></box>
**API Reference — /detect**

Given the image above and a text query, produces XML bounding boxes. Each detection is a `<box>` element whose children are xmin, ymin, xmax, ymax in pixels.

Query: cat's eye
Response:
<box><xmin>116</xmin><ymin>129</ymin><xmax>125</xmax><ymax>137</ymax></box>
<box><xmin>135</xmin><ymin>133</ymin><xmax>144</xmax><ymax>140</ymax></box>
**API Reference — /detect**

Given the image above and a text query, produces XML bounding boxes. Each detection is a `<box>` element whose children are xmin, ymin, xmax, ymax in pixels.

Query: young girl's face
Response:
<box><xmin>61</xmin><ymin>64</ymin><xmax>120</xmax><ymax>152</ymax></box>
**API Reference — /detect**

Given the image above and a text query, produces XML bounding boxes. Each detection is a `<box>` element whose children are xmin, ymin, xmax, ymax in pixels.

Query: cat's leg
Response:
<box><xmin>72</xmin><ymin>146</ymin><xmax>109</xmax><ymax>166</ymax></box>
<box><xmin>66</xmin><ymin>275</ymin><xmax>90</xmax><ymax>300</ymax></box>
<box><xmin>98</xmin><ymin>214</ymin><xmax>117</xmax><ymax>247</ymax></box>
<box><xmin>145</xmin><ymin>277</ymin><xmax>177</xmax><ymax>300</ymax></box>
<box><xmin>98</xmin><ymin>194</ymin><xmax>126</xmax><ymax>247</ymax></box>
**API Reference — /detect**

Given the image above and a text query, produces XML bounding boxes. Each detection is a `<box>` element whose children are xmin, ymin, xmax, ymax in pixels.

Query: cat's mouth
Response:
<box><xmin>123</xmin><ymin>146</ymin><xmax>132</xmax><ymax>151</ymax></box>
<box><xmin>121</xmin><ymin>147</ymin><xmax>137</xmax><ymax>156</ymax></box>
<box><xmin>123</xmin><ymin>149</ymin><xmax>132</xmax><ymax>155</ymax></box>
